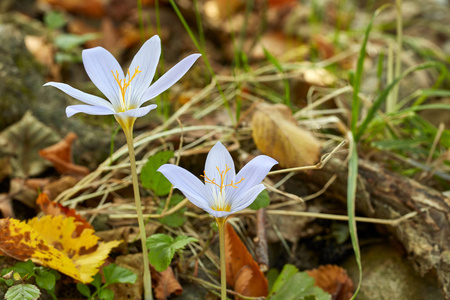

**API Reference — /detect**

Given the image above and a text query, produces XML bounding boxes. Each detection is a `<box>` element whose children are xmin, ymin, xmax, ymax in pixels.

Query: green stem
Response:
<box><xmin>123</xmin><ymin>126</ymin><xmax>153</xmax><ymax>300</ymax></box>
<box><xmin>216</xmin><ymin>217</ymin><xmax>227</xmax><ymax>300</ymax></box>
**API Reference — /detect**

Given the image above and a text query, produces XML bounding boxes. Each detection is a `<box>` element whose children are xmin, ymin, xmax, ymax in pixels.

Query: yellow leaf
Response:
<box><xmin>0</xmin><ymin>216</ymin><xmax>121</xmax><ymax>283</ymax></box>
<box><xmin>251</xmin><ymin>103</ymin><xmax>322</xmax><ymax>168</ymax></box>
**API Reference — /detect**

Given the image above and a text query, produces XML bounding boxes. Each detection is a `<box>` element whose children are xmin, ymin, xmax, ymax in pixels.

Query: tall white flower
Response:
<box><xmin>43</xmin><ymin>35</ymin><xmax>200</xmax><ymax>300</ymax></box>
<box><xmin>44</xmin><ymin>35</ymin><xmax>200</xmax><ymax>129</ymax></box>
<box><xmin>158</xmin><ymin>141</ymin><xmax>278</xmax><ymax>219</ymax></box>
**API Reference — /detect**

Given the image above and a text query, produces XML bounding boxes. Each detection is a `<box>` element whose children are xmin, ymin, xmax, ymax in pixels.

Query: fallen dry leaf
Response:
<box><xmin>24</xmin><ymin>35</ymin><xmax>60</xmax><ymax>81</ymax></box>
<box><xmin>268</xmin><ymin>0</ymin><xmax>297</xmax><ymax>7</ymax></box>
<box><xmin>37</xmin><ymin>192</ymin><xmax>92</xmax><ymax>237</ymax></box>
<box><xmin>306</xmin><ymin>265</ymin><xmax>354</xmax><ymax>300</ymax></box>
<box><xmin>38</xmin><ymin>0</ymin><xmax>105</xmax><ymax>18</ymax></box>
<box><xmin>225</xmin><ymin>223</ymin><xmax>268</xmax><ymax>299</ymax></box>
<box><xmin>251</xmin><ymin>32</ymin><xmax>306</xmax><ymax>60</ymax></box>
<box><xmin>251</xmin><ymin>103</ymin><xmax>321</xmax><ymax>168</ymax></box>
<box><xmin>0</xmin><ymin>216</ymin><xmax>121</xmax><ymax>283</ymax></box>
<box><xmin>42</xmin><ymin>175</ymin><xmax>79</xmax><ymax>199</ymax></box>
<box><xmin>9</xmin><ymin>178</ymin><xmax>38</xmax><ymax>209</ymax></box>
<box><xmin>39</xmin><ymin>132</ymin><xmax>90</xmax><ymax>176</ymax></box>
<box><xmin>153</xmin><ymin>266</ymin><xmax>183</xmax><ymax>300</ymax></box>
<box><xmin>0</xmin><ymin>111</ymin><xmax>60</xmax><ymax>177</ymax></box>
<box><xmin>0</xmin><ymin>194</ymin><xmax>14</xmax><ymax>218</ymax></box>
<box><xmin>204</xmin><ymin>0</ymin><xmax>245</xmax><ymax>20</ymax></box>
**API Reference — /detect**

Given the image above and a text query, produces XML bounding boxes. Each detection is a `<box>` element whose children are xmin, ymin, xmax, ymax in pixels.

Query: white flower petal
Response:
<box><xmin>66</xmin><ymin>105</ymin><xmax>115</xmax><ymax>117</ymax></box>
<box><xmin>228</xmin><ymin>155</ymin><xmax>277</xmax><ymax>200</ymax></box>
<box><xmin>208</xmin><ymin>209</ymin><xmax>234</xmax><ymax>219</ymax></box>
<box><xmin>139</xmin><ymin>53</ymin><xmax>201</xmax><ymax>105</ymax></box>
<box><xmin>157</xmin><ymin>164</ymin><xmax>213</xmax><ymax>212</ymax></box>
<box><xmin>44</xmin><ymin>82</ymin><xmax>113</xmax><ymax>109</ymax></box>
<box><xmin>204</xmin><ymin>141</ymin><xmax>236</xmax><ymax>199</ymax></box>
<box><xmin>127</xmin><ymin>36</ymin><xmax>161</xmax><ymax>108</ymax></box>
<box><xmin>115</xmin><ymin>104</ymin><xmax>157</xmax><ymax>119</ymax></box>
<box><xmin>230</xmin><ymin>184</ymin><xmax>265</xmax><ymax>213</ymax></box>
<box><xmin>82</xmin><ymin>47</ymin><xmax>123</xmax><ymax>109</ymax></box>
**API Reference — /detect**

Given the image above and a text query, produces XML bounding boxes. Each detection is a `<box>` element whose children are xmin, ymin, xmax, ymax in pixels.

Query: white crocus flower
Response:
<box><xmin>158</xmin><ymin>141</ymin><xmax>278</xmax><ymax>219</ymax></box>
<box><xmin>44</xmin><ymin>35</ymin><xmax>201</xmax><ymax>130</ymax></box>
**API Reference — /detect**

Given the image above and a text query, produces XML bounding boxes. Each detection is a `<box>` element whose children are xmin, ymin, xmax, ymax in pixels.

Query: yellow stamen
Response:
<box><xmin>111</xmin><ymin>66</ymin><xmax>142</xmax><ymax>106</ymax></box>
<box><xmin>212</xmin><ymin>204</ymin><xmax>231</xmax><ymax>212</ymax></box>
<box><xmin>201</xmin><ymin>164</ymin><xmax>244</xmax><ymax>193</ymax></box>
<box><xmin>202</xmin><ymin>164</ymin><xmax>244</xmax><ymax>212</ymax></box>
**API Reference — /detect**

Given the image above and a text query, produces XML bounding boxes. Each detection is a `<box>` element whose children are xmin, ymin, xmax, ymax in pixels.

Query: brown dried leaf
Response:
<box><xmin>204</xmin><ymin>0</ymin><xmax>245</xmax><ymax>20</ymax></box>
<box><xmin>39</xmin><ymin>132</ymin><xmax>90</xmax><ymax>176</ymax></box>
<box><xmin>42</xmin><ymin>176</ymin><xmax>79</xmax><ymax>199</ymax></box>
<box><xmin>0</xmin><ymin>111</ymin><xmax>60</xmax><ymax>177</ymax></box>
<box><xmin>251</xmin><ymin>103</ymin><xmax>321</xmax><ymax>168</ymax></box>
<box><xmin>268</xmin><ymin>0</ymin><xmax>297</xmax><ymax>7</ymax></box>
<box><xmin>306</xmin><ymin>265</ymin><xmax>354</xmax><ymax>300</ymax></box>
<box><xmin>154</xmin><ymin>267</ymin><xmax>183</xmax><ymax>300</ymax></box>
<box><xmin>225</xmin><ymin>223</ymin><xmax>268</xmax><ymax>299</ymax></box>
<box><xmin>24</xmin><ymin>36</ymin><xmax>60</xmax><ymax>81</ymax></box>
<box><xmin>0</xmin><ymin>194</ymin><xmax>14</xmax><ymax>218</ymax></box>
<box><xmin>38</xmin><ymin>0</ymin><xmax>105</xmax><ymax>18</ymax></box>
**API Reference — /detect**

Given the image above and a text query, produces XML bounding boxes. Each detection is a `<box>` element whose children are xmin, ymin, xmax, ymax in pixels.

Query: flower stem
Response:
<box><xmin>123</xmin><ymin>126</ymin><xmax>153</xmax><ymax>300</ymax></box>
<box><xmin>216</xmin><ymin>217</ymin><xmax>227</xmax><ymax>300</ymax></box>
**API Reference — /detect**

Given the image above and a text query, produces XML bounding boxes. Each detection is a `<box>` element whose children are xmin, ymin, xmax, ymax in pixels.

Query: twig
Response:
<box><xmin>254</xmin><ymin>209</ymin><xmax>269</xmax><ymax>272</ymax></box>
<box><xmin>184</xmin><ymin>275</ymin><xmax>266</xmax><ymax>300</ymax></box>
<box><xmin>267</xmin><ymin>140</ymin><xmax>347</xmax><ymax>175</ymax></box>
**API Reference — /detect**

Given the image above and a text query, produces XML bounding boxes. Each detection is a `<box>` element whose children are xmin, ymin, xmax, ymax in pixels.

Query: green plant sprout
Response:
<box><xmin>77</xmin><ymin>264</ymin><xmax>137</xmax><ymax>300</ymax></box>
<box><xmin>1</xmin><ymin>260</ymin><xmax>60</xmax><ymax>300</ymax></box>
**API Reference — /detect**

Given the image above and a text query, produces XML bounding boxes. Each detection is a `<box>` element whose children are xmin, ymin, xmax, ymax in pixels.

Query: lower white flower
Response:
<box><xmin>158</xmin><ymin>141</ymin><xmax>278</xmax><ymax>218</ymax></box>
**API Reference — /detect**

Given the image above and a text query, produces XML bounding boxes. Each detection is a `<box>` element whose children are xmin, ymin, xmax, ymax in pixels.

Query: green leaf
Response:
<box><xmin>54</xmin><ymin>33</ymin><xmax>100</xmax><ymax>51</ymax></box>
<box><xmin>76</xmin><ymin>283</ymin><xmax>91</xmax><ymax>298</ymax></box>
<box><xmin>54</xmin><ymin>52</ymin><xmax>80</xmax><ymax>64</ymax></box>
<box><xmin>158</xmin><ymin>194</ymin><xmax>187</xmax><ymax>228</ymax></box>
<box><xmin>266</xmin><ymin>268</ymin><xmax>280</xmax><ymax>293</ymax></box>
<box><xmin>5</xmin><ymin>284</ymin><xmax>40</xmax><ymax>300</ymax></box>
<box><xmin>44</xmin><ymin>11</ymin><xmax>67</xmax><ymax>30</ymax></box>
<box><xmin>35</xmin><ymin>269</ymin><xmax>56</xmax><ymax>291</ymax></box>
<box><xmin>268</xmin><ymin>264</ymin><xmax>299</xmax><ymax>297</ymax></box>
<box><xmin>103</xmin><ymin>264</ymin><xmax>137</xmax><ymax>285</ymax></box>
<box><xmin>5</xmin><ymin>279</ymin><xmax>14</xmax><ymax>286</ymax></box>
<box><xmin>91</xmin><ymin>273</ymin><xmax>102</xmax><ymax>290</ymax></box>
<box><xmin>11</xmin><ymin>260</ymin><xmax>35</xmax><ymax>278</ymax></box>
<box><xmin>141</xmin><ymin>151</ymin><xmax>174</xmax><ymax>196</ymax></box>
<box><xmin>147</xmin><ymin>234</ymin><xmax>197</xmax><ymax>272</ymax></box>
<box><xmin>98</xmin><ymin>288</ymin><xmax>115</xmax><ymax>300</ymax></box>
<box><xmin>249</xmin><ymin>190</ymin><xmax>270</xmax><ymax>210</ymax></box>
<box><xmin>269</xmin><ymin>271</ymin><xmax>330</xmax><ymax>300</ymax></box>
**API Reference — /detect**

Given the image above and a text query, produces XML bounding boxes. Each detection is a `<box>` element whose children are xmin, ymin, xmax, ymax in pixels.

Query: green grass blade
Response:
<box><xmin>398</xmin><ymin>103</ymin><xmax>450</xmax><ymax>113</ymax></box>
<box><xmin>356</xmin><ymin>61</ymin><xmax>442</xmax><ymax>141</ymax></box>
<box><xmin>347</xmin><ymin>134</ymin><xmax>362</xmax><ymax>300</ymax></box>
<box><xmin>347</xmin><ymin>6</ymin><xmax>390</xmax><ymax>298</ymax></box>
<box><xmin>263</xmin><ymin>47</ymin><xmax>291</xmax><ymax>107</ymax></box>
<box><xmin>351</xmin><ymin>4</ymin><xmax>390</xmax><ymax>133</ymax></box>
<box><xmin>169</xmin><ymin>0</ymin><xmax>233</xmax><ymax>123</ymax></box>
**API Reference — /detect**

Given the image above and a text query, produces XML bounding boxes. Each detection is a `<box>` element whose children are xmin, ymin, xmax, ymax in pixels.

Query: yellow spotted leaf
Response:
<box><xmin>251</xmin><ymin>103</ymin><xmax>322</xmax><ymax>168</ymax></box>
<box><xmin>0</xmin><ymin>216</ymin><xmax>121</xmax><ymax>283</ymax></box>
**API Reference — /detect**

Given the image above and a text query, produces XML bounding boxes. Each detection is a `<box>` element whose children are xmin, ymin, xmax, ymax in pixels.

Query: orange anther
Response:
<box><xmin>111</xmin><ymin>66</ymin><xmax>142</xmax><ymax>106</ymax></box>
<box><xmin>201</xmin><ymin>164</ymin><xmax>245</xmax><ymax>193</ymax></box>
